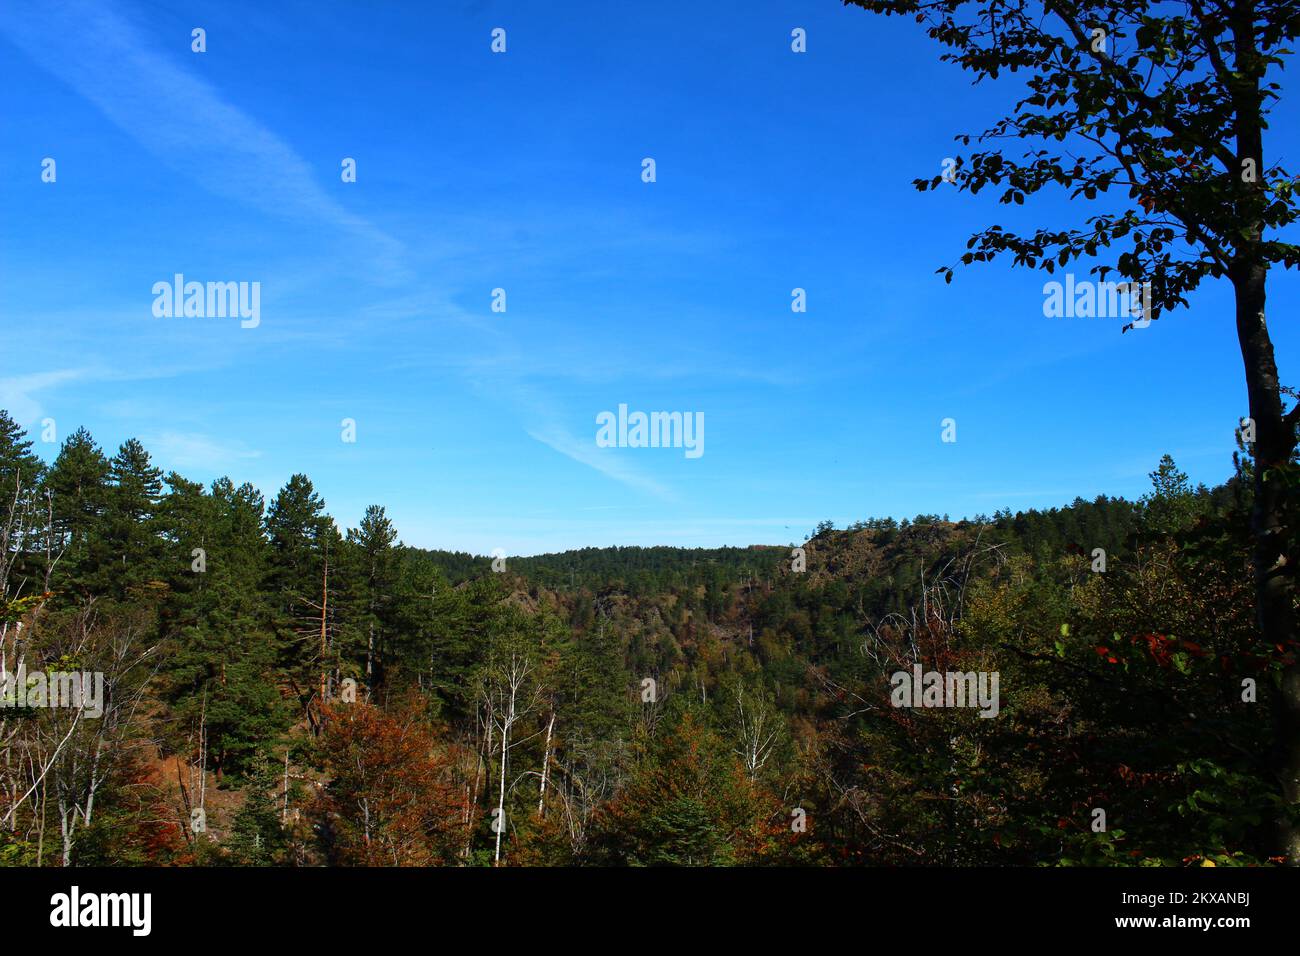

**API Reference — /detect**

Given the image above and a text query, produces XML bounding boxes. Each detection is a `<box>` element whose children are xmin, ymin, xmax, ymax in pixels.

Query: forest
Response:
<box><xmin>0</xmin><ymin>409</ymin><xmax>1287</xmax><ymax>867</ymax></box>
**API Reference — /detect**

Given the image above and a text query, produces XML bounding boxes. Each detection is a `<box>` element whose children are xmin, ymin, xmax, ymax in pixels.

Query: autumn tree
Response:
<box><xmin>586</xmin><ymin>708</ymin><xmax>783</xmax><ymax>866</ymax></box>
<box><xmin>312</xmin><ymin>700</ymin><xmax>464</xmax><ymax>866</ymax></box>
<box><xmin>846</xmin><ymin>0</ymin><xmax>1300</xmax><ymax>859</ymax></box>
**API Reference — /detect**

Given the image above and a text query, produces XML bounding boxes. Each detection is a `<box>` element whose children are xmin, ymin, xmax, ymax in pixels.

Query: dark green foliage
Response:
<box><xmin>225</xmin><ymin>753</ymin><xmax>291</xmax><ymax>866</ymax></box>
<box><xmin>96</xmin><ymin>438</ymin><xmax>165</xmax><ymax>598</ymax></box>
<box><xmin>1</xmin><ymin>409</ymin><xmax>1284</xmax><ymax>866</ymax></box>
<box><xmin>45</xmin><ymin>428</ymin><xmax>111</xmax><ymax>595</ymax></box>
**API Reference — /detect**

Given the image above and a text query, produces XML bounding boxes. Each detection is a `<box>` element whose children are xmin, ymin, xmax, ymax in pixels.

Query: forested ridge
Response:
<box><xmin>0</xmin><ymin>409</ymin><xmax>1287</xmax><ymax>866</ymax></box>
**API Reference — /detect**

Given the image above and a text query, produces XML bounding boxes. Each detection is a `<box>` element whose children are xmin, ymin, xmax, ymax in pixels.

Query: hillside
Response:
<box><xmin>0</xmin><ymin>412</ymin><xmax>1279</xmax><ymax>865</ymax></box>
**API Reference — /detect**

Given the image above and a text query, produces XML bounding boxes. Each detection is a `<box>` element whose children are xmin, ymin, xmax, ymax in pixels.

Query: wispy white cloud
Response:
<box><xmin>141</xmin><ymin>431</ymin><xmax>262</xmax><ymax>473</ymax></box>
<box><xmin>0</xmin><ymin>0</ymin><xmax>407</xmax><ymax>280</ymax></box>
<box><xmin>0</xmin><ymin>369</ymin><xmax>92</xmax><ymax>426</ymax></box>
<box><xmin>0</xmin><ymin>363</ymin><xmax>220</xmax><ymax>431</ymax></box>
<box><xmin>527</xmin><ymin>426</ymin><xmax>673</xmax><ymax>501</ymax></box>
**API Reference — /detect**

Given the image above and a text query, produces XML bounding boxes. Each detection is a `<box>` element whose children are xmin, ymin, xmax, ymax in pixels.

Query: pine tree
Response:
<box><xmin>44</xmin><ymin>427</ymin><xmax>110</xmax><ymax>594</ymax></box>
<box><xmin>266</xmin><ymin>474</ymin><xmax>340</xmax><ymax>721</ymax></box>
<box><xmin>340</xmin><ymin>505</ymin><xmax>399</xmax><ymax>692</ymax></box>
<box><xmin>0</xmin><ymin>409</ymin><xmax>44</xmax><ymax>503</ymax></box>
<box><xmin>225</xmin><ymin>751</ymin><xmax>290</xmax><ymax>866</ymax></box>
<box><xmin>1144</xmin><ymin>454</ymin><xmax>1201</xmax><ymax>535</ymax></box>
<box><xmin>0</xmin><ymin>410</ymin><xmax>47</xmax><ymax>601</ymax></box>
<box><xmin>156</xmin><ymin>474</ymin><xmax>289</xmax><ymax>779</ymax></box>
<box><xmin>98</xmin><ymin>438</ymin><xmax>164</xmax><ymax>597</ymax></box>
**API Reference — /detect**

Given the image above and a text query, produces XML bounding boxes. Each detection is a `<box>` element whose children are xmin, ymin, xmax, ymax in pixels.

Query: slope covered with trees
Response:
<box><xmin>0</xmin><ymin>411</ymin><xmax>1288</xmax><ymax>866</ymax></box>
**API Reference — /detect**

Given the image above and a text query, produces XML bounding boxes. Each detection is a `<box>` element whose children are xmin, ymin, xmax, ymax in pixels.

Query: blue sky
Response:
<box><xmin>2</xmin><ymin>0</ymin><xmax>1298</xmax><ymax>555</ymax></box>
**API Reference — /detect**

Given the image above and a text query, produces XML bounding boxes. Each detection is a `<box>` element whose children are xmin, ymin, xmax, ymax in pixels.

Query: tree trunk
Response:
<box><xmin>494</xmin><ymin>693</ymin><xmax>513</xmax><ymax>865</ymax></box>
<box><xmin>366</xmin><ymin>622</ymin><xmax>374</xmax><ymax>688</ymax></box>
<box><xmin>1233</xmin><ymin>264</ymin><xmax>1300</xmax><ymax>861</ymax></box>
<box><xmin>537</xmin><ymin>710</ymin><xmax>555</xmax><ymax>818</ymax></box>
<box><xmin>60</xmin><ymin>803</ymin><xmax>73</xmax><ymax>867</ymax></box>
<box><xmin>319</xmin><ymin>552</ymin><xmax>330</xmax><ymax>716</ymax></box>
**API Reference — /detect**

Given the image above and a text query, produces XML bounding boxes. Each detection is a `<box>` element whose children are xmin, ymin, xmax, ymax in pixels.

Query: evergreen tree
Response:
<box><xmin>99</xmin><ymin>438</ymin><xmax>164</xmax><ymax>597</ymax></box>
<box><xmin>0</xmin><ymin>410</ymin><xmax>47</xmax><ymax>600</ymax></box>
<box><xmin>0</xmin><ymin>409</ymin><xmax>44</xmax><ymax>503</ymax></box>
<box><xmin>340</xmin><ymin>505</ymin><xmax>399</xmax><ymax>691</ymax></box>
<box><xmin>1143</xmin><ymin>454</ymin><xmax>1201</xmax><ymax>535</ymax></box>
<box><xmin>44</xmin><ymin>427</ymin><xmax>110</xmax><ymax>594</ymax></box>
<box><xmin>266</xmin><ymin>474</ymin><xmax>340</xmax><ymax>720</ymax></box>
<box><xmin>156</xmin><ymin>475</ymin><xmax>289</xmax><ymax>779</ymax></box>
<box><xmin>226</xmin><ymin>751</ymin><xmax>290</xmax><ymax>866</ymax></box>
